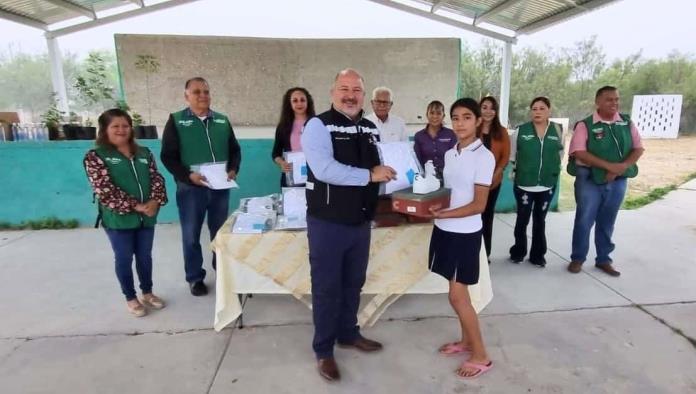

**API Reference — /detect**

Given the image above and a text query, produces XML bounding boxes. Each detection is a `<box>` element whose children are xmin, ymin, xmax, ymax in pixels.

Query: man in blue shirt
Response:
<box><xmin>302</xmin><ymin>68</ymin><xmax>396</xmax><ymax>381</ymax></box>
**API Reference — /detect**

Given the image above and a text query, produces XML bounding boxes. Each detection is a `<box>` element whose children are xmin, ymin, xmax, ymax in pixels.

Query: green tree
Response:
<box><xmin>563</xmin><ymin>36</ymin><xmax>607</xmax><ymax>123</ymax></box>
<box><xmin>73</xmin><ymin>51</ymin><xmax>116</xmax><ymax>112</ymax></box>
<box><xmin>134</xmin><ymin>54</ymin><xmax>161</xmax><ymax>125</ymax></box>
<box><xmin>509</xmin><ymin>46</ymin><xmax>573</xmax><ymax>127</ymax></box>
<box><xmin>459</xmin><ymin>40</ymin><xmax>502</xmax><ymax>100</ymax></box>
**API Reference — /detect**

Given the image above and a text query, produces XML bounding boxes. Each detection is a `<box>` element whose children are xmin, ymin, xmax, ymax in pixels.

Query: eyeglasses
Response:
<box><xmin>372</xmin><ymin>100</ymin><xmax>392</xmax><ymax>106</ymax></box>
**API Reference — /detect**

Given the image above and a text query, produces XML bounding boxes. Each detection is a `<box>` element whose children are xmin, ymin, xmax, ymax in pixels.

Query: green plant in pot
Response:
<box><xmin>132</xmin><ymin>111</ymin><xmax>157</xmax><ymax>139</ymax></box>
<box><xmin>115</xmin><ymin>99</ymin><xmax>151</xmax><ymax>139</ymax></box>
<box><xmin>41</xmin><ymin>93</ymin><xmax>65</xmax><ymax>140</ymax></box>
<box><xmin>62</xmin><ymin>112</ymin><xmax>81</xmax><ymax>140</ymax></box>
<box><xmin>133</xmin><ymin>54</ymin><xmax>160</xmax><ymax>139</ymax></box>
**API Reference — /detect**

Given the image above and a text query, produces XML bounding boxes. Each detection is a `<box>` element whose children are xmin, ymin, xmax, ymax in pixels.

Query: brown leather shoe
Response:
<box><xmin>596</xmin><ymin>263</ymin><xmax>621</xmax><ymax>277</ymax></box>
<box><xmin>337</xmin><ymin>336</ymin><xmax>383</xmax><ymax>352</ymax></box>
<box><xmin>567</xmin><ymin>261</ymin><xmax>583</xmax><ymax>274</ymax></box>
<box><xmin>317</xmin><ymin>357</ymin><xmax>340</xmax><ymax>381</ymax></box>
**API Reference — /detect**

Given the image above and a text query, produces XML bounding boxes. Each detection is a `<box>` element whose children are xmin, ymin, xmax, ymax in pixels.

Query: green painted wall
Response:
<box><xmin>0</xmin><ymin>140</ymin><xmax>557</xmax><ymax>226</ymax></box>
<box><xmin>0</xmin><ymin>140</ymin><xmax>277</xmax><ymax>226</ymax></box>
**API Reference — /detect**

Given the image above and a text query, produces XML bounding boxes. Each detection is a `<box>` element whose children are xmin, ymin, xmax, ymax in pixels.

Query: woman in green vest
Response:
<box><xmin>84</xmin><ymin>108</ymin><xmax>168</xmax><ymax>317</ymax></box>
<box><xmin>508</xmin><ymin>97</ymin><xmax>563</xmax><ymax>267</ymax></box>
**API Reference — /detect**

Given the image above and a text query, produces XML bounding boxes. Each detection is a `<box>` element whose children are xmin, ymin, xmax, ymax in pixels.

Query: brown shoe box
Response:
<box><xmin>391</xmin><ymin>188</ymin><xmax>451</xmax><ymax>218</ymax></box>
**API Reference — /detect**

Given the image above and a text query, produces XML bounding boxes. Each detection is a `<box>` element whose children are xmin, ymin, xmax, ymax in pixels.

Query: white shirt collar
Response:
<box><xmin>456</xmin><ymin>138</ymin><xmax>483</xmax><ymax>153</ymax></box>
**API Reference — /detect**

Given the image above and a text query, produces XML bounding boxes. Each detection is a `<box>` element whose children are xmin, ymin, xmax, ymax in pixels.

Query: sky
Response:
<box><xmin>1</xmin><ymin>0</ymin><xmax>695</xmax><ymax>61</ymax></box>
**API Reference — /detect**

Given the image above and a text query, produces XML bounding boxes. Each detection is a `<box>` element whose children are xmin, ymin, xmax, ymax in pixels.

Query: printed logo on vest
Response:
<box><xmin>359</xmin><ymin>126</ymin><xmax>379</xmax><ymax>135</ymax></box>
<box><xmin>138</xmin><ymin>158</ymin><xmax>148</xmax><ymax>164</ymax></box>
<box><xmin>615</xmin><ymin>121</ymin><xmax>628</xmax><ymax>126</ymax></box>
<box><xmin>213</xmin><ymin>119</ymin><xmax>226</xmax><ymax>124</ymax></box>
<box><xmin>547</xmin><ymin>135</ymin><xmax>559</xmax><ymax>140</ymax></box>
<box><xmin>178</xmin><ymin>119</ymin><xmax>194</xmax><ymax>127</ymax></box>
<box><xmin>105</xmin><ymin>157</ymin><xmax>122</xmax><ymax>165</ymax></box>
<box><xmin>592</xmin><ymin>128</ymin><xmax>605</xmax><ymax>139</ymax></box>
<box><xmin>521</xmin><ymin>135</ymin><xmax>534</xmax><ymax>141</ymax></box>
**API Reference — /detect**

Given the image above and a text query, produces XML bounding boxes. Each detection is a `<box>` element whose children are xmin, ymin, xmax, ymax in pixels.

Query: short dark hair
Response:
<box><xmin>185</xmin><ymin>77</ymin><xmax>208</xmax><ymax>89</ymax></box>
<box><xmin>530</xmin><ymin>96</ymin><xmax>551</xmax><ymax>109</ymax></box>
<box><xmin>595</xmin><ymin>85</ymin><xmax>617</xmax><ymax>99</ymax></box>
<box><xmin>450</xmin><ymin>98</ymin><xmax>481</xmax><ymax>118</ymax></box>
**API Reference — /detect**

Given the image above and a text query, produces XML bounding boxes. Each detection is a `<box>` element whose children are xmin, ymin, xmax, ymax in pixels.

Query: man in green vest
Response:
<box><xmin>567</xmin><ymin>86</ymin><xmax>644</xmax><ymax>277</ymax></box>
<box><xmin>161</xmin><ymin>77</ymin><xmax>241</xmax><ymax>296</ymax></box>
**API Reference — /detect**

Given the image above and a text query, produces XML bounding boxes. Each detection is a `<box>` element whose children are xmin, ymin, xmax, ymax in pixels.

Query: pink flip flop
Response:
<box><xmin>456</xmin><ymin>360</ymin><xmax>493</xmax><ymax>379</ymax></box>
<box><xmin>438</xmin><ymin>342</ymin><xmax>471</xmax><ymax>356</ymax></box>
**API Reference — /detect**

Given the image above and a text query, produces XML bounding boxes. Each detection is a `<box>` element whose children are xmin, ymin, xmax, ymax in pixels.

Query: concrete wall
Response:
<box><xmin>0</xmin><ymin>140</ymin><xmax>552</xmax><ymax>227</ymax></box>
<box><xmin>115</xmin><ymin>35</ymin><xmax>460</xmax><ymax>128</ymax></box>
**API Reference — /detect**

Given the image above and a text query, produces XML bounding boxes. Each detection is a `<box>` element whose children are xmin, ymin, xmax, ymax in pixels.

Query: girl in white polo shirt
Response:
<box><xmin>429</xmin><ymin>98</ymin><xmax>495</xmax><ymax>379</ymax></box>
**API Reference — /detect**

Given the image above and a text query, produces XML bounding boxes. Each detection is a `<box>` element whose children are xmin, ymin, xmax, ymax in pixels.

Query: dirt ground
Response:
<box><xmin>558</xmin><ymin>135</ymin><xmax>696</xmax><ymax>211</ymax></box>
<box><xmin>627</xmin><ymin>135</ymin><xmax>696</xmax><ymax>195</ymax></box>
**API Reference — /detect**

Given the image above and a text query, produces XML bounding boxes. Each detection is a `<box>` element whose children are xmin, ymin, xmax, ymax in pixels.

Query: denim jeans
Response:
<box><xmin>307</xmin><ymin>215</ymin><xmax>371</xmax><ymax>359</ymax></box>
<box><xmin>570</xmin><ymin>166</ymin><xmax>627</xmax><ymax>265</ymax></box>
<box><xmin>104</xmin><ymin>227</ymin><xmax>155</xmax><ymax>301</ymax></box>
<box><xmin>176</xmin><ymin>181</ymin><xmax>230</xmax><ymax>284</ymax></box>
<box><xmin>509</xmin><ymin>185</ymin><xmax>556</xmax><ymax>263</ymax></box>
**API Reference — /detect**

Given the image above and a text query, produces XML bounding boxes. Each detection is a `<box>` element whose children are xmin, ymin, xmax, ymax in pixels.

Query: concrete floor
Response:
<box><xmin>1</xmin><ymin>180</ymin><xmax>694</xmax><ymax>393</ymax></box>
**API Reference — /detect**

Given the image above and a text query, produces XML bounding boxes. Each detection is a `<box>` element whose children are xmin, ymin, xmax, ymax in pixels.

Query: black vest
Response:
<box><xmin>306</xmin><ymin>107</ymin><xmax>381</xmax><ymax>225</ymax></box>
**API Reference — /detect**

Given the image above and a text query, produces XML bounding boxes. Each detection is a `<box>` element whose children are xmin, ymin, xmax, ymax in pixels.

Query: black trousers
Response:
<box><xmin>307</xmin><ymin>215</ymin><xmax>371</xmax><ymax>359</ymax></box>
<box><xmin>509</xmin><ymin>185</ymin><xmax>556</xmax><ymax>263</ymax></box>
<box><xmin>481</xmin><ymin>185</ymin><xmax>501</xmax><ymax>259</ymax></box>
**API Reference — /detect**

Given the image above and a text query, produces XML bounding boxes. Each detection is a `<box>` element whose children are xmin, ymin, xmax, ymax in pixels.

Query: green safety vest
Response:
<box><xmin>567</xmin><ymin>114</ymin><xmax>638</xmax><ymax>184</ymax></box>
<box><xmin>514</xmin><ymin>121</ymin><xmax>563</xmax><ymax>187</ymax></box>
<box><xmin>171</xmin><ymin>109</ymin><xmax>232</xmax><ymax>167</ymax></box>
<box><xmin>94</xmin><ymin>146</ymin><xmax>156</xmax><ymax>229</ymax></box>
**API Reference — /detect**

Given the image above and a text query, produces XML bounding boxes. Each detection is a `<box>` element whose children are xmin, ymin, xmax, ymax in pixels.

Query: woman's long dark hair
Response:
<box><xmin>276</xmin><ymin>87</ymin><xmax>315</xmax><ymax>144</ymax></box>
<box><xmin>96</xmin><ymin>108</ymin><xmax>138</xmax><ymax>155</ymax></box>
<box><xmin>478</xmin><ymin>96</ymin><xmax>504</xmax><ymax>141</ymax></box>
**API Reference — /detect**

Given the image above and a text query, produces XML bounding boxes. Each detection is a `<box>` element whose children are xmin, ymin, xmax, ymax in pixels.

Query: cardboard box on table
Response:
<box><xmin>391</xmin><ymin>187</ymin><xmax>451</xmax><ymax>218</ymax></box>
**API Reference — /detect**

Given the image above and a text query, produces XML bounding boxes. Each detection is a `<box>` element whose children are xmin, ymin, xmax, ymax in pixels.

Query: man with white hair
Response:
<box><xmin>365</xmin><ymin>86</ymin><xmax>409</xmax><ymax>142</ymax></box>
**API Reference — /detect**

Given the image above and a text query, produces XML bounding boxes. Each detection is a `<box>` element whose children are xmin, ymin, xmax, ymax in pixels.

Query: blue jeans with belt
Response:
<box><xmin>175</xmin><ymin>181</ymin><xmax>230</xmax><ymax>284</ymax></box>
<box><xmin>570</xmin><ymin>166</ymin><xmax>627</xmax><ymax>265</ymax></box>
<box><xmin>104</xmin><ymin>227</ymin><xmax>155</xmax><ymax>301</ymax></box>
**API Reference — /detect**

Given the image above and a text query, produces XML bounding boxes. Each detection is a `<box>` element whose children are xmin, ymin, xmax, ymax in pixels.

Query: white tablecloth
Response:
<box><xmin>212</xmin><ymin>219</ymin><xmax>493</xmax><ymax>331</ymax></box>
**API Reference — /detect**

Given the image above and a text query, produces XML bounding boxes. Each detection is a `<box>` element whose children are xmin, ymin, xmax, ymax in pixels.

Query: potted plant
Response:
<box><xmin>62</xmin><ymin>112</ymin><xmax>81</xmax><ymax>140</ymax></box>
<box><xmin>133</xmin><ymin>54</ymin><xmax>160</xmax><ymax>139</ymax></box>
<box><xmin>79</xmin><ymin>117</ymin><xmax>96</xmax><ymax>140</ymax></box>
<box><xmin>115</xmin><ymin>99</ymin><xmax>155</xmax><ymax>139</ymax></box>
<box><xmin>41</xmin><ymin>93</ymin><xmax>65</xmax><ymax>140</ymax></box>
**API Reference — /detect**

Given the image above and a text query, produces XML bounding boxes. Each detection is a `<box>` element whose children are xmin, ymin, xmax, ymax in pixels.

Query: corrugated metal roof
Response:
<box><xmin>1</xmin><ymin>0</ymin><xmax>621</xmax><ymax>39</ymax></box>
<box><xmin>1</xmin><ymin>0</ymin><xmax>141</xmax><ymax>29</ymax></box>
<box><xmin>374</xmin><ymin>0</ymin><xmax>621</xmax><ymax>40</ymax></box>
